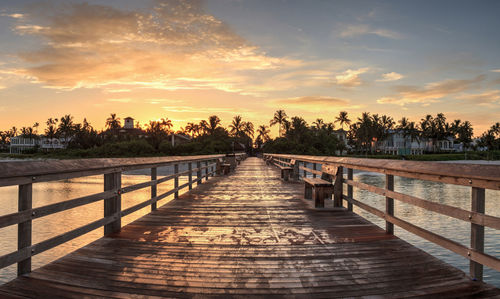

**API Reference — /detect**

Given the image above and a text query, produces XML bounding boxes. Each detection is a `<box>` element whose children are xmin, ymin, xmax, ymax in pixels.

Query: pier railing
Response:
<box><xmin>264</xmin><ymin>153</ymin><xmax>500</xmax><ymax>281</ymax></box>
<box><xmin>0</xmin><ymin>153</ymin><xmax>246</xmax><ymax>276</ymax></box>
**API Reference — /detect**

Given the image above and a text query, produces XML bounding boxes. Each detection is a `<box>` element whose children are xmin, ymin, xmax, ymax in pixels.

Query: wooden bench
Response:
<box><xmin>278</xmin><ymin>165</ymin><xmax>293</xmax><ymax>181</ymax></box>
<box><xmin>303</xmin><ymin>178</ymin><xmax>333</xmax><ymax>208</ymax></box>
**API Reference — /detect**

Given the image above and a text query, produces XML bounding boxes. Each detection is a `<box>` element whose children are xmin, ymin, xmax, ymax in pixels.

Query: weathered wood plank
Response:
<box><xmin>0</xmin><ymin>157</ymin><xmax>498</xmax><ymax>298</ymax></box>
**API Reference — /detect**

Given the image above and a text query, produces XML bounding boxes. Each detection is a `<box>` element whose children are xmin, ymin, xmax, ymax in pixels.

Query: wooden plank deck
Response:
<box><xmin>1</xmin><ymin>157</ymin><xmax>499</xmax><ymax>298</ymax></box>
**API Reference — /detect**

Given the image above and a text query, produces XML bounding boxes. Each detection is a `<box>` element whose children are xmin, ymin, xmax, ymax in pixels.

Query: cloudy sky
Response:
<box><xmin>1</xmin><ymin>0</ymin><xmax>499</xmax><ymax>136</ymax></box>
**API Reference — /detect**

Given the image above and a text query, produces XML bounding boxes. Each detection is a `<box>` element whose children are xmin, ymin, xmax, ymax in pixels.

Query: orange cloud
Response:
<box><xmin>10</xmin><ymin>0</ymin><xmax>300</xmax><ymax>94</ymax></box>
<box><xmin>377</xmin><ymin>72</ymin><xmax>403</xmax><ymax>82</ymax></box>
<box><xmin>457</xmin><ymin>90</ymin><xmax>500</xmax><ymax>106</ymax></box>
<box><xmin>335</xmin><ymin>67</ymin><xmax>369</xmax><ymax>87</ymax></box>
<box><xmin>378</xmin><ymin>75</ymin><xmax>485</xmax><ymax>106</ymax></box>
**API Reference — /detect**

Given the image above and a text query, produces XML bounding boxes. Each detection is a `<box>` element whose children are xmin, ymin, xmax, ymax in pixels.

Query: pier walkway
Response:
<box><xmin>1</xmin><ymin>157</ymin><xmax>499</xmax><ymax>298</ymax></box>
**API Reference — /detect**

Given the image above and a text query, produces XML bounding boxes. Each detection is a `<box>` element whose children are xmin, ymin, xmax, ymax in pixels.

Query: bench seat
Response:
<box><xmin>303</xmin><ymin>178</ymin><xmax>333</xmax><ymax>208</ymax></box>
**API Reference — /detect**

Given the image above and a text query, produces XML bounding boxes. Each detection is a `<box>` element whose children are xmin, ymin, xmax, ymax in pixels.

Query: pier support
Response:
<box><xmin>333</xmin><ymin>166</ymin><xmax>343</xmax><ymax>207</ymax></box>
<box><xmin>385</xmin><ymin>174</ymin><xmax>394</xmax><ymax>234</ymax></box>
<box><xmin>347</xmin><ymin>168</ymin><xmax>353</xmax><ymax>211</ymax></box>
<box><xmin>470</xmin><ymin>187</ymin><xmax>485</xmax><ymax>281</ymax></box>
<box><xmin>151</xmin><ymin>168</ymin><xmax>157</xmax><ymax>211</ymax></box>
<box><xmin>104</xmin><ymin>172</ymin><xmax>121</xmax><ymax>235</ymax></box>
<box><xmin>18</xmin><ymin>183</ymin><xmax>32</xmax><ymax>275</ymax></box>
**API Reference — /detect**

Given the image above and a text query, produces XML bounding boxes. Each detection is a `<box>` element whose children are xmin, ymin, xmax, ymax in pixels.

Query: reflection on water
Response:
<box><xmin>1</xmin><ymin>163</ymin><xmax>499</xmax><ymax>287</ymax></box>
<box><xmin>0</xmin><ymin>165</ymin><xmax>193</xmax><ymax>284</ymax></box>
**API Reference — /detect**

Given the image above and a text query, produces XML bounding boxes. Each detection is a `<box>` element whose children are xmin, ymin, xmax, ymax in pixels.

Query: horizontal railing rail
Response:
<box><xmin>0</xmin><ymin>153</ymin><xmax>246</xmax><ymax>277</ymax></box>
<box><xmin>264</xmin><ymin>153</ymin><xmax>500</xmax><ymax>282</ymax></box>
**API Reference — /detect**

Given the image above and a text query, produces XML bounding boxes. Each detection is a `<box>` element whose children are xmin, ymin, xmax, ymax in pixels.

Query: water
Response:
<box><xmin>0</xmin><ymin>164</ymin><xmax>197</xmax><ymax>284</ymax></box>
<box><xmin>1</xmin><ymin>162</ymin><xmax>499</xmax><ymax>287</ymax></box>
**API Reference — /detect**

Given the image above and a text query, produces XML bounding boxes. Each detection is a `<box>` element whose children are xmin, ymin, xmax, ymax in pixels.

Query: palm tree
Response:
<box><xmin>106</xmin><ymin>113</ymin><xmax>121</xmax><ymax>129</ymax></box>
<box><xmin>11</xmin><ymin>126</ymin><xmax>17</xmax><ymax>137</ymax></box>
<box><xmin>229</xmin><ymin>115</ymin><xmax>245</xmax><ymax>137</ymax></box>
<box><xmin>33</xmin><ymin>122</ymin><xmax>39</xmax><ymax>135</ymax></box>
<box><xmin>269</xmin><ymin>109</ymin><xmax>288</xmax><ymax>137</ymax></box>
<box><xmin>243</xmin><ymin>121</ymin><xmax>254</xmax><ymax>139</ymax></box>
<box><xmin>335</xmin><ymin>111</ymin><xmax>351</xmax><ymax>130</ymax></box>
<box><xmin>256</xmin><ymin>125</ymin><xmax>271</xmax><ymax>142</ymax></box>
<box><xmin>184</xmin><ymin>122</ymin><xmax>197</xmax><ymax>137</ymax></box>
<box><xmin>199</xmin><ymin>120</ymin><xmax>209</xmax><ymax>135</ymax></box>
<box><xmin>457</xmin><ymin>121</ymin><xmax>473</xmax><ymax>150</ymax></box>
<box><xmin>45</xmin><ymin>118</ymin><xmax>59</xmax><ymax>143</ymax></box>
<box><xmin>207</xmin><ymin>115</ymin><xmax>221</xmax><ymax>135</ymax></box>
<box><xmin>312</xmin><ymin>118</ymin><xmax>325</xmax><ymax>130</ymax></box>
<box><xmin>160</xmin><ymin>118</ymin><xmax>173</xmax><ymax>133</ymax></box>
<box><xmin>58</xmin><ymin>114</ymin><xmax>75</xmax><ymax>143</ymax></box>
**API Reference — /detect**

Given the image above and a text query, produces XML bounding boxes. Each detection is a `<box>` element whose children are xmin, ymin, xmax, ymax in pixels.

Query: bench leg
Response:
<box><xmin>283</xmin><ymin>169</ymin><xmax>290</xmax><ymax>182</ymax></box>
<box><xmin>314</xmin><ymin>187</ymin><xmax>333</xmax><ymax>208</ymax></box>
<box><xmin>314</xmin><ymin>187</ymin><xmax>325</xmax><ymax>208</ymax></box>
<box><xmin>304</xmin><ymin>184</ymin><xmax>312</xmax><ymax>200</ymax></box>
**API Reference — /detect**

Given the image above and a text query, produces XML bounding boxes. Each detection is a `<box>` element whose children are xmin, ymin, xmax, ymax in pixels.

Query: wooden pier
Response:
<box><xmin>1</xmin><ymin>156</ymin><xmax>500</xmax><ymax>297</ymax></box>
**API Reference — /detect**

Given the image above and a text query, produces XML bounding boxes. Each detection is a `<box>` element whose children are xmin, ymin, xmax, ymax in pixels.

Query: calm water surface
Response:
<box><xmin>1</xmin><ymin>163</ymin><xmax>499</xmax><ymax>287</ymax></box>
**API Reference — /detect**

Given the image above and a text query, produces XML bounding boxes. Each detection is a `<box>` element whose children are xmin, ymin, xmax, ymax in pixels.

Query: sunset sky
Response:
<box><xmin>1</xmin><ymin>0</ymin><xmax>499</xmax><ymax>136</ymax></box>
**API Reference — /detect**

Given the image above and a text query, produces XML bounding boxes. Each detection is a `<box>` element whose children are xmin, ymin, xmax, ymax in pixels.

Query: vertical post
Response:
<box><xmin>333</xmin><ymin>167</ymin><xmax>343</xmax><ymax>207</ymax></box>
<box><xmin>470</xmin><ymin>187</ymin><xmax>485</xmax><ymax>281</ymax></box>
<box><xmin>197</xmin><ymin>161</ymin><xmax>202</xmax><ymax>186</ymax></box>
<box><xmin>312</xmin><ymin>163</ymin><xmax>317</xmax><ymax>178</ymax></box>
<box><xmin>205</xmin><ymin>161</ymin><xmax>209</xmax><ymax>181</ymax></box>
<box><xmin>18</xmin><ymin>183</ymin><xmax>32</xmax><ymax>276</ymax></box>
<box><xmin>347</xmin><ymin>168</ymin><xmax>353</xmax><ymax>212</ymax></box>
<box><xmin>291</xmin><ymin>160</ymin><xmax>299</xmax><ymax>181</ymax></box>
<box><xmin>385</xmin><ymin>174</ymin><xmax>394</xmax><ymax>234</ymax></box>
<box><xmin>104</xmin><ymin>172</ymin><xmax>121</xmax><ymax>236</ymax></box>
<box><xmin>303</xmin><ymin>162</ymin><xmax>307</xmax><ymax>178</ymax></box>
<box><xmin>216</xmin><ymin>158</ymin><xmax>222</xmax><ymax>175</ymax></box>
<box><xmin>188</xmin><ymin>162</ymin><xmax>193</xmax><ymax>190</ymax></box>
<box><xmin>174</xmin><ymin>164</ymin><xmax>179</xmax><ymax>199</ymax></box>
<box><xmin>151</xmin><ymin>167</ymin><xmax>157</xmax><ymax>211</ymax></box>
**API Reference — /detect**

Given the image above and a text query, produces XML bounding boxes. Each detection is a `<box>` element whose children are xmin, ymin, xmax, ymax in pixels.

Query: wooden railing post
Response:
<box><xmin>313</xmin><ymin>163</ymin><xmax>317</xmax><ymax>178</ymax></box>
<box><xmin>216</xmin><ymin>159</ymin><xmax>222</xmax><ymax>175</ymax></box>
<box><xmin>18</xmin><ymin>183</ymin><xmax>32</xmax><ymax>275</ymax></box>
<box><xmin>151</xmin><ymin>167</ymin><xmax>157</xmax><ymax>211</ymax></box>
<box><xmin>197</xmin><ymin>161</ymin><xmax>202</xmax><ymax>186</ymax></box>
<box><xmin>386</xmin><ymin>174</ymin><xmax>394</xmax><ymax>234</ymax></box>
<box><xmin>333</xmin><ymin>166</ymin><xmax>343</xmax><ymax>207</ymax></box>
<box><xmin>174</xmin><ymin>164</ymin><xmax>179</xmax><ymax>199</ymax></box>
<box><xmin>205</xmin><ymin>161</ymin><xmax>209</xmax><ymax>181</ymax></box>
<box><xmin>104</xmin><ymin>172</ymin><xmax>121</xmax><ymax>235</ymax></box>
<box><xmin>470</xmin><ymin>187</ymin><xmax>485</xmax><ymax>281</ymax></box>
<box><xmin>303</xmin><ymin>162</ymin><xmax>307</xmax><ymax>178</ymax></box>
<box><xmin>188</xmin><ymin>162</ymin><xmax>193</xmax><ymax>190</ymax></box>
<box><xmin>347</xmin><ymin>168</ymin><xmax>353</xmax><ymax>211</ymax></box>
<box><xmin>291</xmin><ymin>160</ymin><xmax>299</xmax><ymax>181</ymax></box>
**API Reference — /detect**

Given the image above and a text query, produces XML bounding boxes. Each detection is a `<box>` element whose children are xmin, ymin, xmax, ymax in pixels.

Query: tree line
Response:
<box><xmin>0</xmin><ymin>110</ymin><xmax>499</xmax><ymax>157</ymax></box>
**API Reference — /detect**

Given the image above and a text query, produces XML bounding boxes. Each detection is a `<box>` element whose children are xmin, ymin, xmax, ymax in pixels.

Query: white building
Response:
<box><xmin>10</xmin><ymin>136</ymin><xmax>69</xmax><ymax>154</ymax></box>
<box><xmin>379</xmin><ymin>130</ymin><xmax>458</xmax><ymax>155</ymax></box>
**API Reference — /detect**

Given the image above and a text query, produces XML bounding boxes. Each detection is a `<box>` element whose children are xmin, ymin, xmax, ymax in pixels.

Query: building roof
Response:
<box><xmin>124</xmin><ymin>117</ymin><xmax>134</xmax><ymax>120</ymax></box>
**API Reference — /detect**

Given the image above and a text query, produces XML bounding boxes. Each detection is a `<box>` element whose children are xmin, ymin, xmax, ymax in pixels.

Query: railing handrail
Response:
<box><xmin>265</xmin><ymin>153</ymin><xmax>500</xmax><ymax>190</ymax></box>
<box><xmin>0</xmin><ymin>154</ymin><xmax>239</xmax><ymax>187</ymax></box>
<box><xmin>264</xmin><ymin>153</ymin><xmax>500</xmax><ymax>282</ymax></box>
<box><xmin>0</xmin><ymin>153</ymin><xmax>247</xmax><ymax>279</ymax></box>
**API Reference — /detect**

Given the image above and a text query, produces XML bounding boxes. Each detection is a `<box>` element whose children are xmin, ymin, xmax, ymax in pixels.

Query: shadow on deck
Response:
<box><xmin>1</xmin><ymin>157</ymin><xmax>499</xmax><ymax>298</ymax></box>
